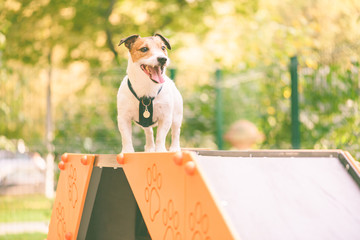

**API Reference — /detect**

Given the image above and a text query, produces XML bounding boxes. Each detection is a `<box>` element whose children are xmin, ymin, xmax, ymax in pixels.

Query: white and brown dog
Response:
<box><xmin>117</xmin><ymin>34</ymin><xmax>183</xmax><ymax>153</ymax></box>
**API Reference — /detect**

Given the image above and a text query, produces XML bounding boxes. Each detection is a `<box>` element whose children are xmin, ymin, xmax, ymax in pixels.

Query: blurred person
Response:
<box><xmin>224</xmin><ymin>120</ymin><xmax>264</xmax><ymax>150</ymax></box>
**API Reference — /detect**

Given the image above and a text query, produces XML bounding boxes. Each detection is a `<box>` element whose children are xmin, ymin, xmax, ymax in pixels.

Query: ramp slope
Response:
<box><xmin>196</xmin><ymin>155</ymin><xmax>360</xmax><ymax>240</ymax></box>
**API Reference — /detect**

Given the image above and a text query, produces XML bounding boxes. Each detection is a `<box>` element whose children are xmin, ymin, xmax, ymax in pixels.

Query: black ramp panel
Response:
<box><xmin>83</xmin><ymin>168</ymin><xmax>151</xmax><ymax>240</ymax></box>
<box><xmin>196</xmin><ymin>156</ymin><xmax>360</xmax><ymax>240</ymax></box>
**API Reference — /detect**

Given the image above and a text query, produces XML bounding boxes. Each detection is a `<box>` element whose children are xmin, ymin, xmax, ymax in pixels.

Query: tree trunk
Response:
<box><xmin>45</xmin><ymin>48</ymin><xmax>55</xmax><ymax>199</ymax></box>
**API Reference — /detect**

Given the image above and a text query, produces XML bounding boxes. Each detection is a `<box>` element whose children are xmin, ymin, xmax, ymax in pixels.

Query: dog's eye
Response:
<box><xmin>140</xmin><ymin>47</ymin><xmax>149</xmax><ymax>52</ymax></box>
<box><xmin>161</xmin><ymin>46</ymin><xmax>166</xmax><ymax>51</ymax></box>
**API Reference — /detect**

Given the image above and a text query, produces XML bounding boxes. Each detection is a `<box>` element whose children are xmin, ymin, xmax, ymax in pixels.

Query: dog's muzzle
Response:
<box><xmin>141</xmin><ymin>60</ymin><xmax>167</xmax><ymax>84</ymax></box>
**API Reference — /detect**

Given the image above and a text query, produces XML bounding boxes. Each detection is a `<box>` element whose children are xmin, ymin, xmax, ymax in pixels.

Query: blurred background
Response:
<box><xmin>0</xmin><ymin>0</ymin><xmax>360</xmax><ymax>238</ymax></box>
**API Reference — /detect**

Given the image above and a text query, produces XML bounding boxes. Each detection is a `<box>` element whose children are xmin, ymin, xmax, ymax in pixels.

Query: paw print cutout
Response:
<box><xmin>163</xmin><ymin>200</ymin><xmax>182</xmax><ymax>240</ymax></box>
<box><xmin>56</xmin><ymin>202</ymin><xmax>66</xmax><ymax>240</ymax></box>
<box><xmin>145</xmin><ymin>164</ymin><xmax>162</xmax><ymax>221</ymax></box>
<box><xmin>68</xmin><ymin>164</ymin><xmax>78</xmax><ymax>208</ymax></box>
<box><xmin>189</xmin><ymin>202</ymin><xmax>210</xmax><ymax>240</ymax></box>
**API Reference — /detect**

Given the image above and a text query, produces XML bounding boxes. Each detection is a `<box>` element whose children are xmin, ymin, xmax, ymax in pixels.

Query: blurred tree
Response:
<box><xmin>0</xmin><ymin>0</ymin><xmax>359</xmax><ymax>160</ymax></box>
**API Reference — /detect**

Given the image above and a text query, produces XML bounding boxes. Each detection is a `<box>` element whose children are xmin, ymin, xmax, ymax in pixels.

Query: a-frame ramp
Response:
<box><xmin>48</xmin><ymin>150</ymin><xmax>360</xmax><ymax>240</ymax></box>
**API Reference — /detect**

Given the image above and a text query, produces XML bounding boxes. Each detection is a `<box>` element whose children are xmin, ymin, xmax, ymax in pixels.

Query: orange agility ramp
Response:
<box><xmin>48</xmin><ymin>150</ymin><xmax>360</xmax><ymax>240</ymax></box>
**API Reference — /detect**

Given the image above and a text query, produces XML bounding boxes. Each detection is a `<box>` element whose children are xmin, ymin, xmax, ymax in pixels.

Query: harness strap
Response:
<box><xmin>127</xmin><ymin>79</ymin><xmax>163</xmax><ymax>127</ymax></box>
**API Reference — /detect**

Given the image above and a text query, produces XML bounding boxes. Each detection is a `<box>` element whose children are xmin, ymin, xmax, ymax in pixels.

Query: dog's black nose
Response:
<box><xmin>157</xmin><ymin>57</ymin><xmax>167</xmax><ymax>65</ymax></box>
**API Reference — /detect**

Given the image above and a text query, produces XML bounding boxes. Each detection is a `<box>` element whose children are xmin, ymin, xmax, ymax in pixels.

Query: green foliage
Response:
<box><xmin>217</xmin><ymin>60</ymin><xmax>360</xmax><ymax>158</ymax></box>
<box><xmin>300</xmin><ymin>64</ymin><xmax>360</xmax><ymax>157</ymax></box>
<box><xmin>1</xmin><ymin>0</ymin><xmax>360</xmax><ymax>160</ymax></box>
<box><xmin>181</xmin><ymin>83</ymin><xmax>217</xmax><ymax>149</ymax></box>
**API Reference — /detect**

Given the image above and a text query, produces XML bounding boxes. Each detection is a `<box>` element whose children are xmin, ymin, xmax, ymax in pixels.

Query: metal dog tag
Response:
<box><xmin>143</xmin><ymin>109</ymin><xmax>150</xmax><ymax>118</ymax></box>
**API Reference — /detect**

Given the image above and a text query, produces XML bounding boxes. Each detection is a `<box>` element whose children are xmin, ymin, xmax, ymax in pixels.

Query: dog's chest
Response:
<box><xmin>117</xmin><ymin>76</ymin><xmax>174</xmax><ymax>128</ymax></box>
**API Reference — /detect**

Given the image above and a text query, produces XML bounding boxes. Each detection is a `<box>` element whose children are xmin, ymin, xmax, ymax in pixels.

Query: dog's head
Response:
<box><xmin>119</xmin><ymin>34</ymin><xmax>171</xmax><ymax>84</ymax></box>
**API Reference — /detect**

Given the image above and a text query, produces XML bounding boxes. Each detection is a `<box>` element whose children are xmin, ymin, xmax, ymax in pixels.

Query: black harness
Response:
<box><xmin>127</xmin><ymin>79</ymin><xmax>163</xmax><ymax>127</ymax></box>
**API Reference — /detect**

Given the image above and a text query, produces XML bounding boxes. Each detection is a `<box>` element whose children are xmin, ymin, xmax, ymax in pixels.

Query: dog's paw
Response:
<box><xmin>121</xmin><ymin>147</ymin><xmax>135</xmax><ymax>153</ymax></box>
<box><xmin>155</xmin><ymin>146</ymin><xmax>168</xmax><ymax>152</ymax></box>
<box><xmin>169</xmin><ymin>146</ymin><xmax>181</xmax><ymax>152</ymax></box>
<box><xmin>145</xmin><ymin>145</ymin><xmax>155</xmax><ymax>152</ymax></box>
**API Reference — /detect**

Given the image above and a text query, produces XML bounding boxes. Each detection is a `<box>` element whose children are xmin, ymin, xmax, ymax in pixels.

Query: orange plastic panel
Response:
<box><xmin>123</xmin><ymin>152</ymin><xmax>235</xmax><ymax>240</ymax></box>
<box><xmin>123</xmin><ymin>152</ymin><xmax>186</xmax><ymax>240</ymax></box>
<box><xmin>183</xmin><ymin>154</ymin><xmax>235</xmax><ymax>240</ymax></box>
<box><xmin>48</xmin><ymin>154</ymin><xmax>95</xmax><ymax>240</ymax></box>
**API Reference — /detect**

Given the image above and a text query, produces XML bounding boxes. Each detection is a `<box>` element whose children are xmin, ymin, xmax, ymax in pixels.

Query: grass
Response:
<box><xmin>0</xmin><ymin>233</ymin><xmax>47</xmax><ymax>240</ymax></box>
<box><xmin>0</xmin><ymin>195</ymin><xmax>53</xmax><ymax>223</ymax></box>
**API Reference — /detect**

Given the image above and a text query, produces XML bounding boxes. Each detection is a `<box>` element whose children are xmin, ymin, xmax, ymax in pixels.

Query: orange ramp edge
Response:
<box><xmin>122</xmin><ymin>151</ymin><xmax>236</xmax><ymax>240</ymax></box>
<box><xmin>48</xmin><ymin>154</ymin><xmax>95</xmax><ymax>240</ymax></box>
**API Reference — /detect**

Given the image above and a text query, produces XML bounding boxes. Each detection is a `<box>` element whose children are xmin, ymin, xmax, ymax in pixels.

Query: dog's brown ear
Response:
<box><xmin>154</xmin><ymin>33</ymin><xmax>171</xmax><ymax>50</ymax></box>
<box><xmin>118</xmin><ymin>34</ymin><xmax>140</xmax><ymax>50</ymax></box>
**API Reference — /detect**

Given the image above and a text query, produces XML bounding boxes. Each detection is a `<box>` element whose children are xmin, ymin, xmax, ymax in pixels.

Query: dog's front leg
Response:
<box><xmin>155</xmin><ymin>119</ymin><xmax>172</xmax><ymax>152</ymax></box>
<box><xmin>118</xmin><ymin>117</ymin><xmax>134</xmax><ymax>153</ymax></box>
<box><xmin>143</xmin><ymin>127</ymin><xmax>155</xmax><ymax>152</ymax></box>
<box><xmin>169</xmin><ymin>121</ymin><xmax>181</xmax><ymax>152</ymax></box>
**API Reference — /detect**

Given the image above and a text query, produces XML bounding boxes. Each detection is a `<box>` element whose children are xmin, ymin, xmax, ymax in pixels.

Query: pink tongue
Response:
<box><xmin>148</xmin><ymin>66</ymin><xmax>165</xmax><ymax>83</ymax></box>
